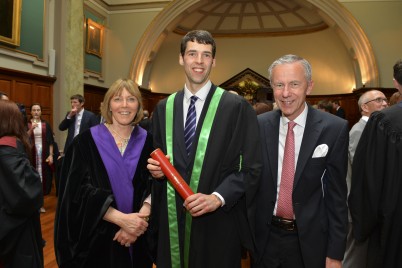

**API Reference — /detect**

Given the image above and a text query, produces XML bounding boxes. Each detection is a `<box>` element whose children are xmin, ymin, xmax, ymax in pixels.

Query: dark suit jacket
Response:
<box><xmin>139</xmin><ymin>117</ymin><xmax>151</xmax><ymax>132</ymax></box>
<box><xmin>255</xmin><ymin>105</ymin><xmax>349</xmax><ymax>268</ymax></box>
<box><xmin>336</xmin><ymin>107</ymin><xmax>346</xmax><ymax>118</ymax></box>
<box><xmin>58</xmin><ymin>109</ymin><xmax>98</xmax><ymax>152</ymax></box>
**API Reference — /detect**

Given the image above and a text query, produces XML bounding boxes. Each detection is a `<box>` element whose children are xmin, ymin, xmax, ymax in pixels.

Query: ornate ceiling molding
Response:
<box><xmin>129</xmin><ymin>0</ymin><xmax>378</xmax><ymax>89</ymax></box>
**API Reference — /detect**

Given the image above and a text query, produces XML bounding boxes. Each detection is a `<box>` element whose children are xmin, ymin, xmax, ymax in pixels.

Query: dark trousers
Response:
<box><xmin>256</xmin><ymin>225</ymin><xmax>305</xmax><ymax>268</ymax></box>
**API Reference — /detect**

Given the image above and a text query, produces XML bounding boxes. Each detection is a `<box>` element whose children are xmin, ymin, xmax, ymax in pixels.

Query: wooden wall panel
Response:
<box><xmin>0</xmin><ymin>67</ymin><xmax>56</xmax><ymax>127</ymax></box>
<box><xmin>83</xmin><ymin>84</ymin><xmax>107</xmax><ymax>116</ymax></box>
<box><xmin>33</xmin><ymin>85</ymin><xmax>52</xmax><ymax>107</ymax></box>
<box><xmin>306</xmin><ymin>87</ymin><xmax>398</xmax><ymax>129</ymax></box>
<box><xmin>15</xmin><ymin>81</ymin><xmax>33</xmax><ymax>105</ymax></box>
<box><xmin>140</xmin><ymin>88</ymin><xmax>168</xmax><ymax>115</ymax></box>
<box><xmin>0</xmin><ymin>79</ymin><xmax>11</xmax><ymax>96</ymax></box>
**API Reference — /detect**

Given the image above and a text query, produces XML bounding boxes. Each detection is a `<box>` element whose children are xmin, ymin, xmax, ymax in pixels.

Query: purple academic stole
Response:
<box><xmin>91</xmin><ymin>124</ymin><xmax>147</xmax><ymax>213</ymax></box>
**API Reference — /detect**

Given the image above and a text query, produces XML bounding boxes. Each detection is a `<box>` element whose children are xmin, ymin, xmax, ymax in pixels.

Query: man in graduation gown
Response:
<box><xmin>147</xmin><ymin>30</ymin><xmax>262</xmax><ymax>268</ymax></box>
<box><xmin>349</xmin><ymin>59</ymin><xmax>402</xmax><ymax>267</ymax></box>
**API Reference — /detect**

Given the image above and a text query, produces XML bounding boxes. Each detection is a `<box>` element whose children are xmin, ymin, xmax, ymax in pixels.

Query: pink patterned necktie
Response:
<box><xmin>276</xmin><ymin>121</ymin><xmax>296</xmax><ymax>219</ymax></box>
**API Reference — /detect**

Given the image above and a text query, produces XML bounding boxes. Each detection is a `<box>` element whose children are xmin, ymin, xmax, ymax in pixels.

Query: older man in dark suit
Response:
<box><xmin>59</xmin><ymin>94</ymin><xmax>98</xmax><ymax>153</ymax></box>
<box><xmin>254</xmin><ymin>55</ymin><xmax>349</xmax><ymax>268</ymax></box>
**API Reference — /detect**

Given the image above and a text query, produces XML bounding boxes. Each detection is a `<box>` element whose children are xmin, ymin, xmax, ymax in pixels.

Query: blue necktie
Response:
<box><xmin>184</xmin><ymin>96</ymin><xmax>198</xmax><ymax>155</ymax></box>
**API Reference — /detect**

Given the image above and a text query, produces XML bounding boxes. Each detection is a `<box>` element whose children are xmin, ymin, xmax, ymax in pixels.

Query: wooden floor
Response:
<box><xmin>40</xmin><ymin>188</ymin><xmax>58</xmax><ymax>268</ymax></box>
<box><xmin>41</xmin><ymin>187</ymin><xmax>251</xmax><ymax>268</ymax></box>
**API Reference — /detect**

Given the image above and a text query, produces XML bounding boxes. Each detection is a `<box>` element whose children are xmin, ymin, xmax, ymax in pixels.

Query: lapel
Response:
<box><xmin>293</xmin><ymin>106</ymin><xmax>324</xmax><ymax>188</ymax></box>
<box><xmin>264</xmin><ymin>109</ymin><xmax>281</xmax><ymax>185</ymax></box>
<box><xmin>68</xmin><ymin>112</ymin><xmax>76</xmax><ymax>133</ymax></box>
<box><xmin>173</xmin><ymin>91</ymin><xmax>187</xmax><ymax>162</ymax></box>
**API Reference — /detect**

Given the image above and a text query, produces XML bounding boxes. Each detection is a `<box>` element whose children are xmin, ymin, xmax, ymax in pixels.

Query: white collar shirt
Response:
<box><xmin>74</xmin><ymin>109</ymin><xmax>84</xmax><ymax>137</ymax></box>
<box><xmin>183</xmin><ymin>81</ymin><xmax>211</xmax><ymax>127</ymax></box>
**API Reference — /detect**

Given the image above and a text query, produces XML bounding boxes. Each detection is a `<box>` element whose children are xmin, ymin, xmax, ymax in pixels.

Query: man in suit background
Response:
<box><xmin>254</xmin><ymin>54</ymin><xmax>349</xmax><ymax>268</ymax></box>
<box><xmin>348</xmin><ymin>59</ymin><xmax>402</xmax><ymax>267</ymax></box>
<box><xmin>343</xmin><ymin>89</ymin><xmax>388</xmax><ymax>268</ymax></box>
<box><xmin>58</xmin><ymin>94</ymin><xmax>98</xmax><ymax>153</ymax></box>
<box><xmin>139</xmin><ymin>109</ymin><xmax>151</xmax><ymax>132</ymax></box>
<box><xmin>332</xmin><ymin>100</ymin><xmax>346</xmax><ymax>118</ymax></box>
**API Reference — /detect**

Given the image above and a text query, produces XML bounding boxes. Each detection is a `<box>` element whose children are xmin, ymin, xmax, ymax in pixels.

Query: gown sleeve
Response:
<box><xmin>0</xmin><ymin>140</ymin><xmax>43</xmax><ymax>249</ymax></box>
<box><xmin>349</xmin><ymin>111</ymin><xmax>400</xmax><ymax>242</ymax></box>
<box><xmin>54</xmin><ymin>133</ymin><xmax>114</xmax><ymax>265</ymax></box>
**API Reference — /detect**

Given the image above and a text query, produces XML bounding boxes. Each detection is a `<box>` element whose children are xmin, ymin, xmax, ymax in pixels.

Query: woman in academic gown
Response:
<box><xmin>55</xmin><ymin>78</ymin><xmax>154</xmax><ymax>268</ymax></box>
<box><xmin>0</xmin><ymin>100</ymin><xmax>44</xmax><ymax>268</ymax></box>
<box><xmin>27</xmin><ymin>103</ymin><xmax>55</xmax><ymax>197</ymax></box>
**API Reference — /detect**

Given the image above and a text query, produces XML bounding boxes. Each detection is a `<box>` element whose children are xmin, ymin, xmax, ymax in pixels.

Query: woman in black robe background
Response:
<box><xmin>0</xmin><ymin>100</ymin><xmax>44</xmax><ymax>268</ymax></box>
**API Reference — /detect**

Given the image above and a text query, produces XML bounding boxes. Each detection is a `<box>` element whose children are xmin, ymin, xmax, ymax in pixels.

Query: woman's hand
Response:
<box><xmin>46</xmin><ymin>155</ymin><xmax>53</xmax><ymax>165</ymax></box>
<box><xmin>103</xmin><ymin>207</ymin><xmax>150</xmax><ymax>246</ymax></box>
<box><xmin>113</xmin><ymin>229</ymin><xmax>138</xmax><ymax>247</ymax></box>
<box><xmin>119</xmin><ymin>212</ymin><xmax>149</xmax><ymax>237</ymax></box>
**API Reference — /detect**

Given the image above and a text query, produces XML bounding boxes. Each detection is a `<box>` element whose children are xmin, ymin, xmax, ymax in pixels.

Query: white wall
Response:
<box><xmin>149</xmin><ymin>28</ymin><xmax>356</xmax><ymax>95</ymax></box>
<box><xmin>341</xmin><ymin>1</ymin><xmax>402</xmax><ymax>88</ymax></box>
<box><xmin>96</xmin><ymin>9</ymin><xmax>159</xmax><ymax>87</ymax></box>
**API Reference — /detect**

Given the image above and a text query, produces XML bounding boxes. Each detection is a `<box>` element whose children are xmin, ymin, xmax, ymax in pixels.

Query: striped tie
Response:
<box><xmin>276</xmin><ymin>121</ymin><xmax>296</xmax><ymax>219</ymax></box>
<box><xmin>184</xmin><ymin>96</ymin><xmax>198</xmax><ymax>155</ymax></box>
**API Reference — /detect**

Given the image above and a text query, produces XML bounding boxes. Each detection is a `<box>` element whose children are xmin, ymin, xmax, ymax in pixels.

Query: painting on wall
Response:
<box><xmin>0</xmin><ymin>0</ymin><xmax>22</xmax><ymax>46</ymax></box>
<box><xmin>86</xmin><ymin>18</ymin><xmax>104</xmax><ymax>58</ymax></box>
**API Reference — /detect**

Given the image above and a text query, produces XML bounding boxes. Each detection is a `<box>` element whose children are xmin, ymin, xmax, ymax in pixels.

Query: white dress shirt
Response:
<box><xmin>183</xmin><ymin>81</ymin><xmax>211</xmax><ymax>127</ymax></box>
<box><xmin>74</xmin><ymin>109</ymin><xmax>84</xmax><ymax>137</ymax></box>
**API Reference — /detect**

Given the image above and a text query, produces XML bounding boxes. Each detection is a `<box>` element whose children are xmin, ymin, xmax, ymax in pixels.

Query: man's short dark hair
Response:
<box><xmin>393</xmin><ymin>59</ymin><xmax>402</xmax><ymax>85</ymax></box>
<box><xmin>180</xmin><ymin>30</ymin><xmax>216</xmax><ymax>58</ymax></box>
<box><xmin>70</xmin><ymin>94</ymin><xmax>85</xmax><ymax>103</ymax></box>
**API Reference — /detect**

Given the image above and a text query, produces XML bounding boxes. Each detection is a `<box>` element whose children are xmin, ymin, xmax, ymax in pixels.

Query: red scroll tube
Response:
<box><xmin>150</xmin><ymin>148</ymin><xmax>194</xmax><ymax>200</ymax></box>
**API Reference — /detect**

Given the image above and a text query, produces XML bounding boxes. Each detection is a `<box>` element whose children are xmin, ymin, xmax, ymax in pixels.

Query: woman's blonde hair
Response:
<box><xmin>101</xmin><ymin>78</ymin><xmax>144</xmax><ymax>125</ymax></box>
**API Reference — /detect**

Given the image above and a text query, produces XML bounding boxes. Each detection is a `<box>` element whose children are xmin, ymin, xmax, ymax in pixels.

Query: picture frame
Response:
<box><xmin>86</xmin><ymin>18</ymin><xmax>104</xmax><ymax>58</ymax></box>
<box><xmin>0</xmin><ymin>0</ymin><xmax>22</xmax><ymax>46</ymax></box>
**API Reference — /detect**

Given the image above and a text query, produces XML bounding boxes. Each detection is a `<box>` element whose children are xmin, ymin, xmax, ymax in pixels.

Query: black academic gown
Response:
<box><xmin>349</xmin><ymin>103</ymin><xmax>402</xmax><ymax>268</ymax></box>
<box><xmin>54</xmin><ymin>127</ymin><xmax>154</xmax><ymax>268</ymax></box>
<box><xmin>149</xmin><ymin>85</ymin><xmax>262</xmax><ymax>268</ymax></box>
<box><xmin>0</xmin><ymin>137</ymin><xmax>44</xmax><ymax>268</ymax></box>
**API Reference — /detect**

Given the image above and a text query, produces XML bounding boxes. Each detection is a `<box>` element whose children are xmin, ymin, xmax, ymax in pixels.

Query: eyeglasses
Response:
<box><xmin>364</xmin><ymin>97</ymin><xmax>388</xmax><ymax>104</ymax></box>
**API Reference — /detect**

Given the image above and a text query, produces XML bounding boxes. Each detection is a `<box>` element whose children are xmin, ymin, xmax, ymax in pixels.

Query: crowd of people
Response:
<box><xmin>0</xmin><ymin>30</ymin><xmax>401</xmax><ymax>268</ymax></box>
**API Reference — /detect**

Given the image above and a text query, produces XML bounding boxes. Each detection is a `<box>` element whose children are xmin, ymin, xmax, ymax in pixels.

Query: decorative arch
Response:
<box><xmin>129</xmin><ymin>0</ymin><xmax>378</xmax><ymax>89</ymax></box>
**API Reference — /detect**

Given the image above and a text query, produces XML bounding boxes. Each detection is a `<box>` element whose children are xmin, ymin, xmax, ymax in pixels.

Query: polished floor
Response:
<box><xmin>41</xmin><ymin>186</ymin><xmax>251</xmax><ymax>268</ymax></box>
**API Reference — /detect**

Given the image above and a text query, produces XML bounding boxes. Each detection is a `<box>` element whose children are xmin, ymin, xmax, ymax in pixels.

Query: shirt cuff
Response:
<box><xmin>143</xmin><ymin>194</ymin><xmax>151</xmax><ymax>206</ymax></box>
<box><xmin>212</xmin><ymin>192</ymin><xmax>225</xmax><ymax>207</ymax></box>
